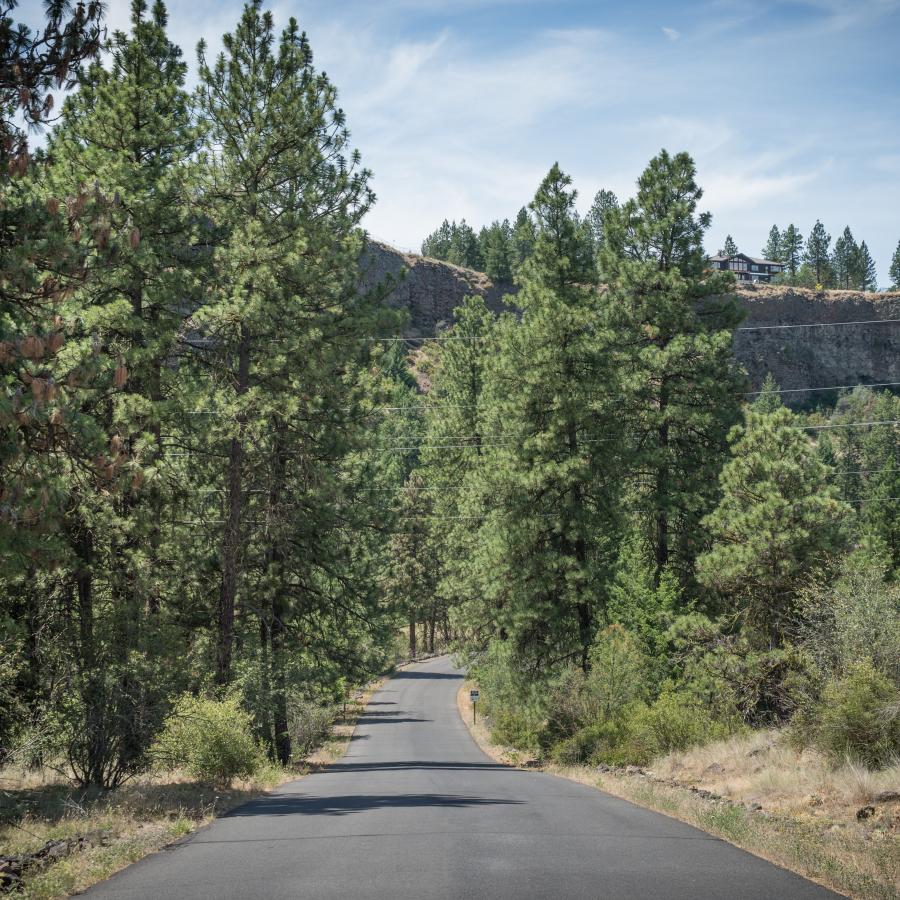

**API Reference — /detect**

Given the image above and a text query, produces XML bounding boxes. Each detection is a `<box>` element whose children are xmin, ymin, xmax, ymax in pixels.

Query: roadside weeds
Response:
<box><xmin>0</xmin><ymin>675</ymin><xmax>386</xmax><ymax>899</ymax></box>
<box><xmin>456</xmin><ymin>681</ymin><xmax>900</xmax><ymax>900</ymax></box>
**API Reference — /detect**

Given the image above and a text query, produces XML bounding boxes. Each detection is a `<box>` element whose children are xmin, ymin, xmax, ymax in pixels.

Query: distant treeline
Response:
<box><xmin>423</xmin><ymin>205</ymin><xmax>900</xmax><ymax>293</ymax></box>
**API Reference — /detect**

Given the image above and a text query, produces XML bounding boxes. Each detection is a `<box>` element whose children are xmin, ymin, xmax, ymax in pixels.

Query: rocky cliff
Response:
<box><xmin>362</xmin><ymin>241</ymin><xmax>900</xmax><ymax>405</ymax></box>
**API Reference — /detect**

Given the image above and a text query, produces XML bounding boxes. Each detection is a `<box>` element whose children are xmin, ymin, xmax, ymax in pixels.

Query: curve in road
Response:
<box><xmin>86</xmin><ymin>655</ymin><xmax>838</xmax><ymax>899</ymax></box>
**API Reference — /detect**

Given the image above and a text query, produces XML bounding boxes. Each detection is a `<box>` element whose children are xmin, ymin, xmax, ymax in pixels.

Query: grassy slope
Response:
<box><xmin>456</xmin><ymin>681</ymin><xmax>900</xmax><ymax>900</ymax></box>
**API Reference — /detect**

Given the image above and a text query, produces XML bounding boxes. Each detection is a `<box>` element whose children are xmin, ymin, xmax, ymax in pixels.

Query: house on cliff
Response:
<box><xmin>708</xmin><ymin>252</ymin><xmax>784</xmax><ymax>283</ymax></box>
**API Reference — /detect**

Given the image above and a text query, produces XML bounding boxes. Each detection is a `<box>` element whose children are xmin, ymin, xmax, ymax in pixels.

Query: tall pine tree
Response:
<box><xmin>600</xmin><ymin>150</ymin><xmax>745</xmax><ymax>589</ymax></box>
<box><xmin>473</xmin><ymin>165</ymin><xmax>623</xmax><ymax>674</ymax></box>
<box><xmin>804</xmin><ymin>220</ymin><xmax>831</xmax><ymax>286</ymax></box>
<box><xmin>196</xmin><ymin>2</ymin><xmax>391</xmax><ymax>762</ymax></box>
<box><xmin>762</xmin><ymin>225</ymin><xmax>782</xmax><ymax>263</ymax></box>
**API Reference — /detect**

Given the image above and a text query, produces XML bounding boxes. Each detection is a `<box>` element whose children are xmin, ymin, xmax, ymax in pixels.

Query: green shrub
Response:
<box><xmin>490</xmin><ymin>709</ymin><xmax>542</xmax><ymax>751</ymax></box>
<box><xmin>541</xmin><ymin>627</ymin><xmax>648</xmax><ymax>752</ymax></box>
<box><xmin>550</xmin><ymin>718</ymin><xmax>633</xmax><ymax>766</ymax></box>
<box><xmin>152</xmin><ymin>693</ymin><xmax>267</xmax><ymax>785</ymax></box>
<box><xmin>812</xmin><ymin>661</ymin><xmax>900</xmax><ymax>769</ymax></box>
<box><xmin>288</xmin><ymin>698</ymin><xmax>334</xmax><ymax>758</ymax></box>
<box><xmin>632</xmin><ymin>690</ymin><xmax>731</xmax><ymax>755</ymax></box>
<box><xmin>586</xmin><ymin>625</ymin><xmax>648</xmax><ymax>720</ymax></box>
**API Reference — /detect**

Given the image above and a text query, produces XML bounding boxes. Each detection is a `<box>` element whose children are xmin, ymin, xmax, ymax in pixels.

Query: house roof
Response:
<box><xmin>707</xmin><ymin>253</ymin><xmax>782</xmax><ymax>266</ymax></box>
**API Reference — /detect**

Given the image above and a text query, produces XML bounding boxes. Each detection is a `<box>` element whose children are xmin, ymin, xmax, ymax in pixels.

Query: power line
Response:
<box><xmin>366</xmin><ymin>318</ymin><xmax>900</xmax><ymax>343</ymax></box>
<box><xmin>745</xmin><ymin>381</ymin><xmax>900</xmax><ymax>396</ymax></box>
<box><xmin>366</xmin><ymin>379</ymin><xmax>900</xmax><ymax>416</ymax></box>
<box><xmin>803</xmin><ymin>419</ymin><xmax>900</xmax><ymax>431</ymax></box>
<box><xmin>737</xmin><ymin>318</ymin><xmax>900</xmax><ymax>332</ymax></box>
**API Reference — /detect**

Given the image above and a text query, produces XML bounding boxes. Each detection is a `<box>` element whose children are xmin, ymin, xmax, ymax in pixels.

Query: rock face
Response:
<box><xmin>360</xmin><ymin>241</ymin><xmax>511</xmax><ymax>337</ymax></box>
<box><xmin>364</xmin><ymin>241</ymin><xmax>900</xmax><ymax>405</ymax></box>
<box><xmin>732</xmin><ymin>284</ymin><xmax>900</xmax><ymax>404</ymax></box>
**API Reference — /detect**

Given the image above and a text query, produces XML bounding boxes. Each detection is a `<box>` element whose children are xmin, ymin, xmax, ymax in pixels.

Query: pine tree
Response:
<box><xmin>804</xmin><ymin>220</ymin><xmax>832</xmax><ymax>286</ymax></box>
<box><xmin>479</xmin><ymin>220</ymin><xmax>513</xmax><ymax>282</ymax></box>
<box><xmin>447</xmin><ymin>219</ymin><xmax>481</xmax><ymax>270</ymax></box>
<box><xmin>600</xmin><ymin>150</ymin><xmax>745</xmax><ymax>589</ymax></box>
<box><xmin>832</xmin><ymin>226</ymin><xmax>858</xmax><ymax>289</ymax></box>
<box><xmin>422</xmin><ymin>219</ymin><xmax>453</xmax><ymax>259</ymax></box>
<box><xmin>511</xmin><ymin>206</ymin><xmax>536</xmax><ymax>272</ymax></box>
<box><xmin>753</xmin><ymin>373</ymin><xmax>783</xmax><ymax>413</ymax></box>
<box><xmin>41</xmin><ymin>0</ymin><xmax>200</xmax><ymax>785</ymax></box>
<box><xmin>890</xmin><ymin>239</ymin><xmax>900</xmax><ymax>289</ymax></box>
<box><xmin>419</xmin><ymin>295</ymin><xmax>496</xmax><ymax>637</ymax></box>
<box><xmin>762</xmin><ymin>225</ymin><xmax>782</xmax><ymax>263</ymax></box>
<box><xmin>385</xmin><ymin>472</ymin><xmax>439</xmax><ymax>659</ymax></box>
<box><xmin>722</xmin><ymin>234</ymin><xmax>738</xmax><ymax>258</ymax></box>
<box><xmin>858</xmin><ymin>392</ymin><xmax>900</xmax><ymax>572</ymax></box>
<box><xmin>196</xmin><ymin>2</ymin><xmax>390</xmax><ymax>760</ymax></box>
<box><xmin>698</xmin><ymin>406</ymin><xmax>851</xmax><ymax>639</ymax></box>
<box><xmin>780</xmin><ymin>224</ymin><xmax>804</xmax><ymax>277</ymax></box>
<box><xmin>0</xmin><ymin>0</ymin><xmax>107</xmax><ymax>562</ymax></box>
<box><xmin>857</xmin><ymin>241</ymin><xmax>877</xmax><ymax>291</ymax></box>
<box><xmin>586</xmin><ymin>188</ymin><xmax>618</xmax><ymax>262</ymax></box>
<box><xmin>472</xmin><ymin>164</ymin><xmax>623</xmax><ymax>674</ymax></box>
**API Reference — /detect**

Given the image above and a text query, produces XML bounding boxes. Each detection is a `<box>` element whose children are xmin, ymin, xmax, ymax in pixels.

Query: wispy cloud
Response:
<box><xmin>13</xmin><ymin>0</ymin><xmax>900</xmax><ymax>283</ymax></box>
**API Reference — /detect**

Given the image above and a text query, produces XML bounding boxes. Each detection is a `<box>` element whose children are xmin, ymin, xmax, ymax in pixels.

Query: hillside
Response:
<box><xmin>362</xmin><ymin>241</ymin><xmax>900</xmax><ymax>404</ymax></box>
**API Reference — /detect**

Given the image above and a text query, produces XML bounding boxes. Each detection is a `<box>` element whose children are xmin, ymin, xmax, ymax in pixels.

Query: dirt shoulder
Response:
<box><xmin>456</xmin><ymin>681</ymin><xmax>900</xmax><ymax>900</ymax></box>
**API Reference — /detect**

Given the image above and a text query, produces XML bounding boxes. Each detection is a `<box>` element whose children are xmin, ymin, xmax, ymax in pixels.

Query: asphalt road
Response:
<box><xmin>86</xmin><ymin>655</ymin><xmax>839</xmax><ymax>899</ymax></box>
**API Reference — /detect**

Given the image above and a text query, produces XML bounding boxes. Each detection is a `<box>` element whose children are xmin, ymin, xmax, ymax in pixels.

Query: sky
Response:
<box><xmin>18</xmin><ymin>0</ymin><xmax>900</xmax><ymax>284</ymax></box>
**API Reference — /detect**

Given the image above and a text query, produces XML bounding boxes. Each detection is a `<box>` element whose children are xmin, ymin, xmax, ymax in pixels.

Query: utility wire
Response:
<box><xmin>737</xmin><ymin>319</ymin><xmax>900</xmax><ymax>332</ymax></box>
<box><xmin>174</xmin><ymin>380</ymin><xmax>900</xmax><ymax>418</ymax></box>
<box><xmin>366</xmin><ymin>318</ymin><xmax>900</xmax><ymax>343</ymax></box>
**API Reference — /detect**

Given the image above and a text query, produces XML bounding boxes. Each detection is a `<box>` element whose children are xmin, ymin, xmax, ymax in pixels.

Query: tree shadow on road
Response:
<box><xmin>224</xmin><ymin>792</ymin><xmax>524</xmax><ymax>817</ymax></box>
<box><xmin>390</xmin><ymin>671</ymin><xmax>461</xmax><ymax>680</ymax></box>
<box><xmin>326</xmin><ymin>760</ymin><xmax>511</xmax><ymax>774</ymax></box>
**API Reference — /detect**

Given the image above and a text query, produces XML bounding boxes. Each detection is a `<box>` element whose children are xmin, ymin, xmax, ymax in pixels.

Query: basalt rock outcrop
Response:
<box><xmin>362</xmin><ymin>241</ymin><xmax>900</xmax><ymax>405</ymax></box>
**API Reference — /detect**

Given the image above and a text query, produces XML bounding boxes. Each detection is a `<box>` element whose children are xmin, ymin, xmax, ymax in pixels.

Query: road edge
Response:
<box><xmin>454</xmin><ymin>682</ymin><xmax>867</xmax><ymax>900</ymax></box>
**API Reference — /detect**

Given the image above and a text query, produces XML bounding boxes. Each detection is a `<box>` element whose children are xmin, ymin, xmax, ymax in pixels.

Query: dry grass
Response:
<box><xmin>0</xmin><ymin>767</ymin><xmax>287</xmax><ymax>899</ymax></box>
<box><xmin>457</xmin><ymin>685</ymin><xmax>900</xmax><ymax>900</ymax></box>
<box><xmin>0</xmin><ymin>675</ymin><xmax>386</xmax><ymax>899</ymax></box>
<box><xmin>651</xmin><ymin>729</ymin><xmax>900</xmax><ymax>826</ymax></box>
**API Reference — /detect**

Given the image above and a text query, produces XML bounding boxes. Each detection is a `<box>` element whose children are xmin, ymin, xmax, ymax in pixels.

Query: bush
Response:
<box><xmin>812</xmin><ymin>662</ymin><xmax>900</xmax><ymax>769</ymax></box>
<box><xmin>796</xmin><ymin>553</ymin><xmax>900</xmax><ymax>686</ymax></box>
<box><xmin>586</xmin><ymin>626</ymin><xmax>648</xmax><ymax>720</ymax></box>
<box><xmin>491</xmin><ymin>709</ymin><xmax>542</xmax><ymax>751</ymax></box>
<box><xmin>288</xmin><ymin>698</ymin><xmax>334</xmax><ymax>758</ymax></box>
<box><xmin>41</xmin><ymin>665</ymin><xmax>166</xmax><ymax>788</ymax></box>
<box><xmin>627</xmin><ymin>690</ymin><xmax>732</xmax><ymax>759</ymax></box>
<box><xmin>470</xmin><ymin>642</ymin><xmax>545</xmax><ymax>751</ymax></box>
<box><xmin>550</xmin><ymin>718</ymin><xmax>633</xmax><ymax>766</ymax></box>
<box><xmin>541</xmin><ymin>627</ymin><xmax>648</xmax><ymax>751</ymax></box>
<box><xmin>548</xmin><ymin>690</ymin><xmax>734</xmax><ymax>768</ymax></box>
<box><xmin>152</xmin><ymin>694</ymin><xmax>267</xmax><ymax>785</ymax></box>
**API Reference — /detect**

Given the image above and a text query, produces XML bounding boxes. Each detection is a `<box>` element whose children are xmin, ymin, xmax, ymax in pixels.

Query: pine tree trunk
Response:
<box><xmin>217</xmin><ymin>324</ymin><xmax>251</xmax><ymax>685</ymax></box>
<box><xmin>147</xmin><ymin>303</ymin><xmax>163</xmax><ymax>615</ymax></box>
<box><xmin>654</xmin><ymin>424</ymin><xmax>670</xmax><ymax>588</ymax></box>
<box><xmin>258</xmin><ymin>614</ymin><xmax>273</xmax><ymax>754</ymax></box>
<box><xmin>564</xmin><ymin>351</ymin><xmax>593</xmax><ymax>672</ymax></box>
<box><xmin>266</xmin><ymin>421</ymin><xmax>290</xmax><ymax>765</ymax></box>
<box><xmin>76</xmin><ymin>526</ymin><xmax>95</xmax><ymax>674</ymax></box>
<box><xmin>408</xmin><ymin>613</ymin><xmax>416</xmax><ymax>659</ymax></box>
<box><xmin>271</xmin><ymin>588</ymin><xmax>290</xmax><ymax>766</ymax></box>
<box><xmin>654</xmin><ymin>377</ymin><xmax>671</xmax><ymax>588</ymax></box>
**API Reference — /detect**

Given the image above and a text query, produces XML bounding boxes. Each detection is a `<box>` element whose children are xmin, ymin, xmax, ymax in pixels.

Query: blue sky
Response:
<box><xmin>18</xmin><ymin>0</ymin><xmax>900</xmax><ymax>283</ymax></box>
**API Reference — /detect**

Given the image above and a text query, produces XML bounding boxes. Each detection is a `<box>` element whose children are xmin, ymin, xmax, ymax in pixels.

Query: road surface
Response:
<box><xmin>86</xmin><ymin>655</ymin><xmax>838</xmax><ymax>899</ymax></box>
